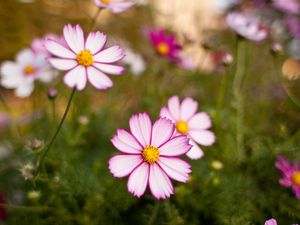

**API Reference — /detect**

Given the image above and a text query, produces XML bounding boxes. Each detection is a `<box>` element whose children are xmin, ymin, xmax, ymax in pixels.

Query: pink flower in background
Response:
<box><xmin>94</xmin><ymin>0</ymin><xmax>136</xmax><ymax>13</ymax></box>
<box><xmin>0</xmin><ymin>193</ymin><xmax>7</xmax><ymax>220</ymax></box>
<box><xmin>45</xmin><ymin>24</ymin><xmax>125</xmax><ymax>91</ymax></box>
<box><xmin>265</xmin><ymin>218</ymin><xmax>298</xmax><ymax>225</ymax></box>
<box><xmin>275</xmin><ymin>156</ymin><xmax>300</xmax><ymax>199</ymax></box>
<box><xmin>32</xmin><ymin>34</ymin><xmax>66</xmax><ymax>57</ymax></box>
<box><xmin>0</xmin><ymin>48</ymin><xmax>55</xmax><ymax>97</ymax></box>
<box><xmin>160</xmin><ymin>96</ymin><xmax>215</xmax><ymax>159</ymax></box>
<box><xmin>226</xmin><ymin>12</ymin><xmax>268</xmax><ymax>42</ymax></box>
<box><xmin>148</xmin><ymin>29</ymin><xmax>182</xmax><ymax>62</ymax></box>
<box><xmin>109</xmin><ymin>112</ymin><xmax>192</xmax><ymax>199</ymax></box>
<box><xmin>178</xmin><ymin>53</ymin><xmax>197</xmax><ymax>71</ymax></box>
<box><xmin>272</xmin><ymin>0</ymin><xmax>300</xmax><ymax>14</ymax></box>
<box><xmin>286</xmin><ymin>17</ymin><xmax>300</xmax><ymax>39</ymax></box>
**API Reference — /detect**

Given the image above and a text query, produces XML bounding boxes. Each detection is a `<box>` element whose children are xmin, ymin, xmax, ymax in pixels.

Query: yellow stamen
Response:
<box><xmin>24</xmin><ymin>65</ymin><xmax>36</xmax><ymax>76</ymax></box>
<box><xmin>142</xmin><ymin>145</ymin><xmax>160</xmax><ymax>164</ymax></box>
<box><xmin>156</xmin><ymin>42</ymin><xmax>170</xmax><ymax>56</ymax></box>
<box><xmin>292</xmin><ymin>171</ymin><xmax>300</xmax><ymax>186</ymax></box>
<box><xmin>77</xmin><ymin>50</ymin><xmax>94</xmax><ymax>67</ymax></box>
<box><xmin>176</xmin><ymin>120</ymin><xmax>189</xmax><ymax>134</ymax></box>
<box><xmin>101</xmin><ymin>0</ymin><xmax>110</xmax><ymax>3</ymax></box>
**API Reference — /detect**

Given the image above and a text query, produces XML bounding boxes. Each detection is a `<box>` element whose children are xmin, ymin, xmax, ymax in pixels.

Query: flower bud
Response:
<box><xmin>47</xmin><ymin>87</ymin><xmax>58</xmax><ymax>100</ymax></box>
<box><xmin>27</xmin><ymin>191</ymin><xmax>41</xmax><ymax>202</ymax></box>
<box><xmin>20</xmin><ymin>163</ymin><xmax>34</xmax><ymax>181</ymax></box>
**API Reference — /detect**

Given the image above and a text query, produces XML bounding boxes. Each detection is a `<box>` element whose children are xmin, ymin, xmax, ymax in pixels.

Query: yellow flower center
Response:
<box><xmin>156</xmin><ymin>42</ymin><xmax>170</xmax><ymax>56</ymax></box>
<box><xmin>176</xmin><ymin>120</ymin><xmax>189</xmax><ymax>134</ymax></box>
<box><xmin>101</xmin><ymin>0</ymin><xmax>110</xmax><ymax>3</ymax></box>
<box><xmin>24</xmin><ymin>65</ymin><xmax>36</xmax><ymax>76</ymax></box>
<box><xmin>142</xmin><ymin>145</ymin><xmax>160</xmax><ymax>164</ymax></box>
<box><xmin>76</xmin><ymin>50</ymin><xmax>94</xmax><ymax>67</ymax></box>
<box><xmin>292</xmin><ymin>171</ymin><xmax>300</xmax><ymax>186</ymax></box>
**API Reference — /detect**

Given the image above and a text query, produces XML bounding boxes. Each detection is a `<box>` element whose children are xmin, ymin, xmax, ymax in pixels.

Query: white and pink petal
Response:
<box><xmin>111</xmin><ymin>129</ymin><xmax>142</xmax><ymax>154</ymax></box>
<box><xmin>87</xmin><ymin>66</ymin><xmax>113</xmax><ymax>90</ymax></box>
<box><xmin>151</xmin><ymin>117</ymin><xmax>174</xmax><ymax>147</ymax></box>
<box><xmin>109</xmin><ymin>154</ymin><xmax>143</xmax><ymax>178</ymax></box>
<box><xmin>127</xmin><ymin>162</ymin><xmax>149</xmax><ymax>198</ymax></box>
<box><xmin>129</xmin><ymin>113</ymin><xmax>152</xmax><ymax>147</ymax></box>
<box><xmin>189</xmin><ymin>130</ymin><xmax>215</xmax><ymax>146</ymax></box>
<box><xmin>63</xmin><ymin>65</ymin><xmax>87</xmax><ymax>91</ymax></box>
<box><xmin>159</xmin><ymin>135</ymin><xmax>191</xmax><ymax>156</ymax></box>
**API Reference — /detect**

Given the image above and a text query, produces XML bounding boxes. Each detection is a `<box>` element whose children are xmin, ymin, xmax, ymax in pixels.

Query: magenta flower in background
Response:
<box><xmin>226</xmin><ymin>12</ymin><xmax>268</xmax><ymax>42</ymax></box>
<box><xmin>286</xmin><ymin>17</ymin><xmax>300</xmax><ymax>39</ymax></box>
<box><xmin>160</xmin><ymin>96</ymin><xmax>215</xmax><ymax>160</ymax></box>
<box><xmin>45</xmin><ymin>24</ymin><xmax>125</xmax><ymax>91</ymax></box>
<box><xmin>148</xmin><ymin>29</ymin><xmax>182</xmax><ymax>62</ymax></box>
<box><xmin>0</xmin><ymin>48</ymin><xmax>55</xmax><ymax>98</ymax></box>
<box><xmin>272</xmin><ymin>0</ymin><xmax>300</xmax><ymax>14</ymax></box>
<box><xmin>0</xmin><ymin>193</ymin><xmax>7</xmax><ymax>220</ymax></box>
<box><xmin>94</xmin><ymin>0</ymin><xmax>136</xmax><ymax>13</ymax></box>
<box><xmin>109</xmin><ymin>112</ymin><xmax>192</xmax><ymax>199</ymax></box>
<box><xmin>275</xmin><ymin>156</ymin><xmax>300</xmax><ymax>199</ymax></box>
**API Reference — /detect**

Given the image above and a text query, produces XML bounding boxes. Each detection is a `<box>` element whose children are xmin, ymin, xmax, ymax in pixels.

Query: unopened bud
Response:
<box><xmin>47</xmin><ymin>87</ymin><xmax>58</xmax><ymax>100</ymax></box>
<box><xmin>78</xmin><ymin>115</ymin><xmax>89</xmax><ymax>125</ymax></box>
<box><xmin>211</xmin><ymin>160</ymin><xmax>223</xmax><ymax>170</ymax></box>
<box><xmin>271</xmin><ymin>43</ymin><xmax>283</xmax><ymax>54</ymax></box>
<box><xmin>30</xmin><ymin>139</ymin><xmax>43</xmax><ymax>151</ymax></box>
<box><xmin>27</xmin><ymin>190</ymin><xmax>41</xmax><ymax>202</ymax></box>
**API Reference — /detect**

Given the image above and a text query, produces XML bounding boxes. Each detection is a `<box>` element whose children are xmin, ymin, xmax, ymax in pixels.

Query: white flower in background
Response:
<box><xmin>123</xmin><ymin>48</ymin><xmax>146</xmax><ymax>76</ymax></box>
<box><xmin>209</xmin><ymin>0</ymin><xmax>240</xmax><ymax>12</ymax></box>
<box><xmin>0</xmin><ymin>48</ymin><xmax>55</xmax><ymax>98</ymax></box>
<box><xmin>226</xmin><ymin>12</ymin><xmax>268</xmax><ymax>42</ymax></box>
<box><xmin>178</xmin><ymin>53</ymin><xmax>197</xmax><ymax>71</ymax></box>
<box><xmin>94</xmin><ymin>0</ymin><xmax>136</xmax><ymax>13</ymax></box>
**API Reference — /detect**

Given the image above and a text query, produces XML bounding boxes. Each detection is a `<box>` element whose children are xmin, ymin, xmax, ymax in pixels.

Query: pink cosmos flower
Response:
<box><xmin>0</xmin><ymin>48</ymin><xmax>55</xmax><ymax>98</ymax></box>
<box><xmin>275</xmin><ymin>156</ymin><xmax>300</xmax><ymax>199</ymax></box>
<box><xmin>94</xmin><ymin>0</ymin><xmax>136</xmax><ymax>13</ymax></box>
<box><xmin>265</xmin><ymin>218</ymin><xmax>298</xmax><ymax>225</ymax></box>
<box><xmin>286</xmin><ymin>17</ymin><xmax>300</xmax><ymax>39</ymax></box>
<box><xmin>160</xmin><ymin>96</ymin><xmax>215</xmax><ymax>160</ymax></box>
<box><xmin>148</xmin><ymin>29</ymin><xmax>182</xmax><ymax>62</ymax></box>
<box><xmin>109</xmin><ymin>112</ymin><xmax>192</xmax><ymax>199</ymax></box>
<box><xmin>226</xmin><ymin>12</ymin><xmax>268</xmax><ymax>42</ymax></box>
<box><xmin>45</xmin><ymin>24</ymin><xmax>125</xmax><ymax>91</ymax></box>
<box><xmin>272</xmin><ymin>0</ymin><xmax>300</xmax><ymax>14</ymax></box>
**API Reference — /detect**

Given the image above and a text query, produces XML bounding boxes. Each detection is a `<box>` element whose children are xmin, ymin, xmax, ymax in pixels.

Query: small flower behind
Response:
<box><xmin>226</xmin><ymin>12</ymin><xmax>268</xmax><ymax>42</ymax></box>
<box><xmin>265</xmin><ymin>218</ymin><xmax>298</xmax><ymax>225</ymax></box>
<box><xmin>94</xmin><ymin>0</ymin><xmax>136</xmax><ymax>13</ymax></box>
<box><xmin>45</xmin><ymin>24</ymin><xmax>125</xmax><ymax>91</ymax></box>
<box><xmin>275</xmin><ymin>156</ymin><xmax>300</xmax><ymax>199</ymax></box>
<box><xmin>109</xmin><ymin>112</ymin><xmax>192</xmax><ymax>199</ymax></box>
<box><xmin>148</xmin><ymin>29</ymin><xmax>182</xmax><ymax>63</ymax></box>
<box><xmin>160</xmin><ymin>96</ymin><xmax>215</xmax><ymax>159</ymax></box>
<box><xmin>0</xmin><ymin>48</ymin><xmax>55</xmax><ymax>98</ymax></box>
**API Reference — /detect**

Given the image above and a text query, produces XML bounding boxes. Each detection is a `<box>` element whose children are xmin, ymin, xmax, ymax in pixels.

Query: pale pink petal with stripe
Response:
<box><xmin>63</xmin><ymin>66</ymin><xmax>87</xmax><ymax>91</ymax></box>
<box><xmin>158</xmin><ymin>157</ymin><xmax>191</xmax><ymax>182</ymax></box>
<box><xmin>186</xmin><ymin>139</ymin><xmax>204</xmax><ymax>159</ymax></box>
<box><xmin>93</xmin><ymin>63</ymin><xmax>124</xmax><ymax>75</ymax></box>
<box><xmin>48</xmin><ymin>58</ymin><xmax>77</xmax><ymax>70</ymax></box>
<box><xmin>151</xmin><ymin>117</ymin><xmax>174</xmax><ymax>147</ymax></box>
<box><xmin>63</xmin><ymin>24</ymin><xmax>84</xmax><ymax>53</ymax></box>
<box><xmin>109</xmin><ymin>155</ymin><xmax>143</xmax><ymax>178</ymax></box>
<box><xmin>85</xmin><ymin>32</ymin><xmax>106</xmax><ymax>54</ymax></box>
<box><xmin>94</xmin><ymin>46</ymin><xmax>125</xmax><ymax>63</ymax></box>
<box><xmin>159</xmin><ymin>107</ymin><xmax>173</xmax><ymax>120</ymax></box>
<box><xmin>180</xmin><ymin>97</ymin><xmax>198</xmax><ymax>121</ymax></box>
<box><xmin>168</xmin><ymin>96</ymin><xmax>180</xmax><ymax>120</ymax></box>
<box><xmin>149</xmin><ymin>164</ymin><xmax>173</xmax><ymax>199</ymax></box>
<box><xmin>159</xmin><ymin>135</ymin><xmax>191</xmax><ymax>156</ymax></box>
<box><xmin>129</xmin><ymin>113</ymin><xmax>152</xmax><ymax>147</ymax></box>
<box><xmin>127</xmin><ymin>162</ymin><xmax>149</xmax><ymax>197</ymax></box>
<box><xmin>188</xmin><ymin>112</ymin><xmax>212</xmax><ymax>130</ymax></box>
<box><xmin>111</xmin><ymin>129</ymin><xmax>142</xmax><ymax>154</ymax></box>
<box><xmin>44</xmin><ymin>40</ymin><xmax>76</xmax><ymax>58</ymax></box>
<box><xmin>87</xmin><ymin>66</ymin><xmax>113</xmax><ymax>90</ymax></box>
<box><xmin>264</xmin><ymin>219</ymin><xmax>277</xmax><ymax>225</ymax></box>
<box><xmin>189</xmin><ymin>130</ymin><xmax>215</xmax><ymax>146</ymax></box>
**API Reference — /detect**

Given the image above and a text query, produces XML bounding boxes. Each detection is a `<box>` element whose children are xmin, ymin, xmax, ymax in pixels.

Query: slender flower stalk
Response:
<box><xmin>232</xmin><ymin>37</ymin><xmax>247</xmax><ymax>163</ymax></box>
<box><xmin>34</xmin><ymin>87</ymin><xmax>76</xmax><ymax>180</ymax></box>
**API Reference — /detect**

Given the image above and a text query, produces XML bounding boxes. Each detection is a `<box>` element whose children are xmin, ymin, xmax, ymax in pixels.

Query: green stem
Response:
<box><xmin>89</xmin><ymin>8</ymin><xmax>102</xmax><ymax>31</ymax></box>
<box><xmin>52</xmin><ymin>99</ymin><xmax>56</xmax><ymax>122</ymax></box>
<box><xmin>232</xmin><ymin>38</ymin><xmax>247</xmax><ymax>163</ymax></box>
<box><xmin>148</xmin><ymin>201</ymin><xmax>160</xmax><ymax>225</ymax></box>
<box><xmin>34</xmin><ymin>87</ymin><xmax>76</xmax><ymax>180</ymax></box>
